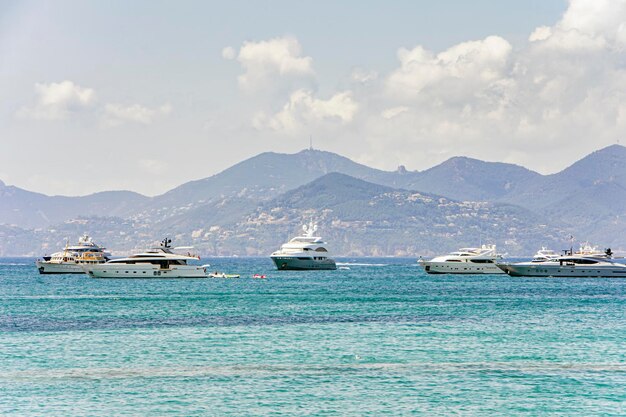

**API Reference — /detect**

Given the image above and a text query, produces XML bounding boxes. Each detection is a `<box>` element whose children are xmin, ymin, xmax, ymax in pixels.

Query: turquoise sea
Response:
<box><xmin>0</xmin><ymin>257</ymin><xmax>624</xmax><ymax>416</ymax></box>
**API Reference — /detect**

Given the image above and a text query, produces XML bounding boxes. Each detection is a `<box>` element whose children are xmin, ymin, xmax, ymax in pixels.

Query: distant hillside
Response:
<box><xmin>497</xmin><ymin>145</ymin><xmax>626</xmax><ymax>245</ymax></box>
<box><xmin>0</xmin><ymin>216</ymin><xmax>148</xmax><ymax>257</ymax></box>
<box><xmin>502</xmin><ymin>145</ymin><xmax>626</xmax><ymax>211</ymax></box>
<box><xmin>396</xmin><ymin>157</ymin><xmax>541</xmax><ymax>201</ymax></box>
<box><xmin>2</xmin><ymin>145</ymin><xmax>626</xmax><ymax>255</ymax></box>
<box><xmin>0</xmin><ymin>180</ymin><xmax>148</xmax><ymax>229</ymax></box>
<box><xmin>128</xmin><ymin>149</ymin><xmax>547</xmax><ymax>225</ymax></box>
<box><xmin>179</xmin><ymin>173</ymin><xmax>567</xmax><ymax>256</ymax></box>
<box><xmin>151</xmin><ymin>149</ymin><xmax>392</xmax><ymax>206</ymax></box>
<box><xmin>0</xmin><ymin>173</ymin><xmax>570</xmax><ymax>256</ymax></box>
<box><xmin>558</xmin><ymin>144</ymin><xmax>626</xmax><ymax>188</ymax></box>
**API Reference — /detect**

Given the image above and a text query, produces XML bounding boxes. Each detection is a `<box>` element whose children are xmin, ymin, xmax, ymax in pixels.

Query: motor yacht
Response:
<box><xmin>531</xmin><ymin>247</ymin><xmax>560</xmax><ymax>262</ymax></box>
<box><xmin>528</xmin><ymin>243</ymin><xmax>609</xmax><ymax>264</ymax></box>
<box><xmin>418</xmin><ymin>244</ymin><xmax>505</xmax><ymax>274</ymax></box>
<box><xmin>497</xmin><ymin>253</ymin><xmax>626</xmax><ymax>277</ymax></box>
<box><xmin>35</xmin><ymin>234</ymin><xmax>110</xmax><ymax>274</ymax></box>
<box><xmin>85</xmin><ymin>238</ymin><xmax>208</xmax><ymax>278</ymax></box>
<box><xmin>270</xmin><ymin>221</ymin><xmax>336</xmax><ymax>270</ymax></box>
<box><xmin>574</xmin><ymin>243</ymin><xmax>610</xmax><ymax>258</ymax></box>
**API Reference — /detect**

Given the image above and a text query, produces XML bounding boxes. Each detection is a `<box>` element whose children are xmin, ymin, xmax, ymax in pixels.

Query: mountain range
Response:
<box><xmin>1</xmin><ymin>145</ymin><xmax>625</xmax><ymax>256</ymax></box>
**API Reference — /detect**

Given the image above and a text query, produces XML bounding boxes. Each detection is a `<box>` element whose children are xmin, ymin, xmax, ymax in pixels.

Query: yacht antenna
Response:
<box><xmin>563</xmin><ymin>234</ymin><xmax>574</xmax><ymax>256</ymax></box>
<box><xmin>309</xmin><ymin>134</ymin><xmax>313</xmax><ymax>150</ymax></box>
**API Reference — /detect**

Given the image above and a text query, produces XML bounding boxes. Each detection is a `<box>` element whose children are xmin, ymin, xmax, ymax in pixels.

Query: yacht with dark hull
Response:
<box><xmin>270</xmin><ymin>222</ymin><xmax>336</xmax><ymax>270</ymax></box>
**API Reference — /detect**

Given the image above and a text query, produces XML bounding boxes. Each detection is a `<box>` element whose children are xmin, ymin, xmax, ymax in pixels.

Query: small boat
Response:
<box><xmin>252</xmin><ymin>274</ymin><xmax>267</xmax><ymax>279</ymax></box>
<box><xmin>208</xmin><ymin>272</ymin><xmax>240</xmax><ymax>278</ymax></box>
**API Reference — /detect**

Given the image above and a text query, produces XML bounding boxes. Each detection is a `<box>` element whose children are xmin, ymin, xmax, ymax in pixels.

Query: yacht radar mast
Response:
<box><xmin>78</xmin><ymin>234</ymin><xmax>92</xmax><ymax>245</ymax></box>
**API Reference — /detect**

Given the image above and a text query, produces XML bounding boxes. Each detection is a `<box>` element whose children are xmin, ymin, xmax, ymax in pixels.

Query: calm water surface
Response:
<box><xmin>0</xmin><ymin>257</ymin><xmax>624</xmax><ymax>415</ymax></box>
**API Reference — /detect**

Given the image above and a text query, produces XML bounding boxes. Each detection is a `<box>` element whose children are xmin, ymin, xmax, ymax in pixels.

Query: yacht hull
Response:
<box><xmin>497</xmin><ymin>263</ymin><xmax>626</xmax><ymax>277</ymax></box>
<box><xmin>35</xmin><ymin>260</ymin><xmax>99</xmax><ymax>274</ymax></box>
<box><xmin>87</xmin><ymin>264</ymin><xmax>209</xmax><ymax>278</ymax></box>
<box><xmin>271</xmin><ymin>256</ymin><xmax>336</xmax><ymax>270</ymax></box>
<box><xmin>420</xmin><ymin>261</ymin><xmax>504</xmax><ymax>274</ymax></box>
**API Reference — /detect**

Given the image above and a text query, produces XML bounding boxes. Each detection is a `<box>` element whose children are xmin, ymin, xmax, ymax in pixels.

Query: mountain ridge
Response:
<box><xmin>0</xmin><ymin>181</ymin><xmax>149</xmax><ymax>229</ymax></box>
<box><xmin>2</xmin><ymin>144</ymin><xmax>626</xmax><ymax>255</ymax></box>
<box><xmin>2</xmin><ymin>144</ymin><xmax>622</xmax><ymax>203</ymax></box>
<box><xmin>180</xmin><ymin>172</ymin><xmax>567</xmax><ymax>256</ymax></box>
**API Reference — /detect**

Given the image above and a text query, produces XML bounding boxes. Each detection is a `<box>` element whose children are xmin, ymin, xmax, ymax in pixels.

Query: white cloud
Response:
<box><xmin>235</xmin><ymin>1</ymin><xmax>626</xmax><ymax>176</ymax></box>
<box><xmin>222</xmin><ymin>46</ymin><xmax>236</xmax><ymax>60</ymax></box>
<box><xmin>15</xmin><ymin>81</ymin><xmax>171</xmax><ymax>129</ymax></box>
<box><xmin>381</xmin><ymin>106</ymin><xmax>408</xmax><ymax>120</ymax></box>
<box><xmin>351</xmin><ymin>68</ymin><xmax>378</xmax><ymax>84</ymax></box>
<box><xmin>532</xmin><ymin>26</ymin><xmax>607</xmax><ymax>51</ymax></box>
<box><xmin>529</xmin><ymin>26</ymin><xmax>552</xmax><ymax>42</ymax></box>
<box><xmin>530</xmin><ymin>0</ymin><xmax>626</xmax><ymax>51</ymax></box>
<box><xmin>386</xmin><ymin>36</ymin><xmax>512</xmax><ymax>100</ymax></box>
<box><xmin>228</xmin><ymin>36</ymin><xmax>314</xmax><ymax>91</ymax></box>
<box><xmin>560</xmin><ymin>0</ymin><xmax>626</xmax><ymax>39</ymax></box>
<box><xmin>338</xmin><ymin>0</ymin><xmax>626</xmax><ymax>174</ymax></box>
<box><xmin>103</xmin><ymin>103</ymin><xmax>172</xmax><ymax>127</ymax></box>
<box><xmin>9</xmin><ymin>1</ymin><xmax>626</xmax><ymax>197</ymax></box>
<box><xmin>16</xmin><ymin>80</ymin><xmax>95</xmax><ymax>120</ymax></box>
<box><xmin>254</xmin><ymin>89</ymin><xmax>358</xmax><ymax>133</ymax></box>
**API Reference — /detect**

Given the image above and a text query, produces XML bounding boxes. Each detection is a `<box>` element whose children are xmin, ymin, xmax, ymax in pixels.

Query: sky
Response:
<box><xmin>2</xmin><ymin>0</ymin><xmax>626</xmax><ymax>196</ymax></box>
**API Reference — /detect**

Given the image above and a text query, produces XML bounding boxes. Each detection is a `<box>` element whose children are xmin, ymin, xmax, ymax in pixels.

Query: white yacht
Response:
<box><xmin>35</xmin><ymin>234</ymin><xmax>110</xmax><ymax>274</ymax></box>
<box><xmin>497</xmin><ymin>254</ymin><xmax>626</xmax><ymax>277</ymax></box>
<box><xmin>529</xmin><ymin>244</ymin><xmax>608</xmax><ymax>263</ymax></box>
<box><xmin>575</xmin><ymin>243</ymin><xmax>610</xmax><ymax>258</ymax></box>
<box><xmin>85</xmin><ymin>238</ymin><xmax>209</xmax><ymax>278</ymax></box>
<box><xmin>270</xmin><ymin>221</ymin><xmax>336</xmax><ymax>270</ymax></box>
<box><xmin>531</xmin><ymin>247</ymin><xmax>560</xmax><ymax>262</ymax></box>
<box><xmin>418</xmin><ymin>244</ymin><xmax>505</xmax><ymax>274</ymax></box>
